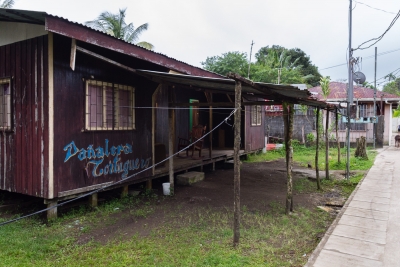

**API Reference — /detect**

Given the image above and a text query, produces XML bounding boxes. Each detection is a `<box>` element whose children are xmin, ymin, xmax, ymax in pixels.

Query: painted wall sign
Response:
<box><xmin>63</xmin><ymin>139</ymin><xmax>151</xmax><ymax>179</ymax></box>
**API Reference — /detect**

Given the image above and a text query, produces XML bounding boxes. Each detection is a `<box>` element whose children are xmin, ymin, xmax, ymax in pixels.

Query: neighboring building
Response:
<box><xmin>308</xmin><ymin>82</ymin><xmax>400</xmax><ymax>146</ymax></box>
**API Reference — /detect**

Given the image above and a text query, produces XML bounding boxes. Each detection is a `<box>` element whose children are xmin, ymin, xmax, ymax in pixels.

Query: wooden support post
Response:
<box><xmin>46</xmin><ymin>200</ymin><xmax>58</xmax><ymax>220</ymax></box>
<box><xmin>70</xmin><ymin>38</ymin><xmax>76</xmax><ymax>70</ymax></box>
<box><xmin>336</xmin><ymin>109</ymin><xmax>341</xmax><ymax>164</ymax></box>
<box><xmin>325</xmin><ymin>109</ymin><xmax>330</xmax><ymax>180</ymax></box>
<box><xmin>89</xmin><ymin>193</ymin><xmax>98</xmax><ymax>208</ymax></box>
<box><xmin>121</xmin><ymin>185</ymin><xmax>129</xmax><ymax>198</ymax></box>
<box><xmin>315</xmin><ymin>107</ymin><xmax>321</xmax><ymax>190</ymax></box>
<box><xmin>209</xmin><ymin>93</ymin><xmax>213</xmax><ymax>159</ymax></box>
<box><xmin>233</xmin><ymin>80</ymin><xmax>242</xmax><ymax>246</ymax></box>
<box><xmin>283</xmin><ymin>103</ymin><xmax>294</xmax><ymax>214</ymax></box>
<box><xmin>212</xmin><ymin>162</ymin><xmax>215</xmax><ymax>171</ymax></box>
<box><xmin>146</xmin><ymin>179</ymin><xmax>152</xmax><ymax>190</ymax></box>
<box><xmin>168</xmin><ymin>87</ymin><xmax>176</xmax><ymax>194</ymax></box>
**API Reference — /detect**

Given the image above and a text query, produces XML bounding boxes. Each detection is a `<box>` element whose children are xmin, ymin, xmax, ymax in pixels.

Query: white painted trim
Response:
<box><xmin>48</xmin><ymin>32</ymin><xmax>54</xmax><ymax>199</ymax></box>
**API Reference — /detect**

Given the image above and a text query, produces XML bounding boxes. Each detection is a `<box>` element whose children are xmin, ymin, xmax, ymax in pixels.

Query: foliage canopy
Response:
<box><xmin>85</xmin><ymin>8</ymin><xmax>154</xmax><ymax>50</ymax></box>
<box><xmin>202</xmin><ymin>45</ymin><xmax>321</xmax><ymax>86</ymax></box>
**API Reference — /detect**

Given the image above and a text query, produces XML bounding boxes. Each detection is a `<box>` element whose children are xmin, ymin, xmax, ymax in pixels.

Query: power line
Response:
<box><xmin>353</xmin><ymin>9</ymin><xmax>400</xmax><ymax>51</ymax></box>
<box><xmin>354</xmin><ymin>1</ymin><xmax>398</xmax><ymax>15</ymax></box>
<box><xmin>320</xmin><ymin>48</ymin><xmax>400</xmax><ymax>71</ymax></box>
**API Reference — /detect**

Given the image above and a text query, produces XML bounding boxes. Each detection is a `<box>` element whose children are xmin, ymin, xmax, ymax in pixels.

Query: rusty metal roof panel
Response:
<box><xmin>0</xmin><ymin>8</ymin><xmax>46</xmax><ymax>24</ymax></box>
<box><xmin>309</xmin><ymin>82</ymin><xmax>400</xmax><ymax>101</ymax></box>
<box><xmin>135</xmin><ymin>70</ymin><xmax>328</xmax><ymax>108</ymax></box>
<box><xmin>0</xmin><ymin>8</ymin><xmax>223</xmax><ymax>78</ymax></box>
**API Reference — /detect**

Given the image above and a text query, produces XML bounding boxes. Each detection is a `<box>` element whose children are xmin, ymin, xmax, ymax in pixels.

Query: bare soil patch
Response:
<box><xmin>75</xmin><ymin>159</ymin><xmax>330</xmax><ymax>244</ymax></box>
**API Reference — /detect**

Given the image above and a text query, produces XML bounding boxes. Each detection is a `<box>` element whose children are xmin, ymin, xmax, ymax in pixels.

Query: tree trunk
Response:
<box><xmin>336</xmin><ymin>109</ymin><xmax>341</xmax><ymax>164</ymax></box>
<box><xmin>325</xmin><ymin>110</ymin><xmax>330</xmax><ymax>180</ymax></box>
<box><xmin>354</xmin><ymin>136</ymin><xmax>368</xmax><ymax>159</ymax></box>
<box><xmin>283</xmin><ymin>103</ymin><xmax>294</xmax><ymax>214</ymax></box>
<box><xmin>315</xmin><ymin>107</ymin><xmax>321</xmax><ymax>190</ymax></box>
<box><xmin>233</xmin><ymin>80</ymin><xmax>242</xmax><ymax>247</ymax></box>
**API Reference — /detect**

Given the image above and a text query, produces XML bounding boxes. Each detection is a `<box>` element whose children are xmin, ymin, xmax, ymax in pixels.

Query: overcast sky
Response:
<box><xmin>13</xmin><ymin>0</ymin><xmax>400</xmax><ymax>88</ymax></box>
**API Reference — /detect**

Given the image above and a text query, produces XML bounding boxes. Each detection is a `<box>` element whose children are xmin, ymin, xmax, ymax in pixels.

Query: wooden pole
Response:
<box><xmin>336</xmin><ymin>109</ymin><xmax>341</xmax><ymax>164</ymax></box>
<box><xmin>209</xmin><ymin>93</ymin><xmax>213</xmax><ymax>159</ymax></box>
<box><xmin>325</xmin><ymin>109</ymin><xmax>330</xmax><ymax>180</ymax></box>
<box><xmin>233</xmin><ymin>80</ymin><xmax>242</xmax><ymax>246</ymax></box>
<box><xmin>168</xmin><ymin>87</ymin><xmax>176</xmax><ymax>194</ymax></box>
<box><xmin>315</xmin><ymin>107</ymin><xmax>321</xmax><ymax>190</ymax></box>
<box><xmin>283</xmin><ymin>103</ymin><xmax>294</xmax><ymax>214</ymax></box>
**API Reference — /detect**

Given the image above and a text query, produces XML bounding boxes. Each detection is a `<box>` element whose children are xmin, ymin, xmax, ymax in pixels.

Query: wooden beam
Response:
<box><xmin>70</xmin><ymin>38</ymin><xmax>76</xmax><ymax>70</ymax></box>
<box><xmin>171</xmin><ymin>101</ymin><xmax>272</xmax><ymax>107</ymax></box>
<box><xmin>315</xmin><ymin>107</ymin><xmax>321</xmax><ymax>190</ymax></box>
<box><xmin>76</xmin><ymin>46</ymin><xmax>137</xmax><ymax>74</ymax></box>
<box><xmin>325</xmin><ymin>110</ymin><xmax>330</xmax><ymax>180</ymax></box>
<box><xmin>226</xmin><ymin>94</ymin><xmax>233</xmax><ymax>103</ymax></box>
<box><xmin>168</xmin><ymin>86</ymin><xmax>176</xmax><ymax>194</ymax></box>
<box><xmin>209</xmin><ymin>93</ymin><xmax>213</xmax><ymax>159</ymax></box>
<box><xmin>233</xmin><ymin>80</ymin><xmax>242</xmax><ymax>247</ymax></box>
<box><xmin>283</xmin><ymin>103</ymin><xmax>294</xmax><ymax>214</ymax></box>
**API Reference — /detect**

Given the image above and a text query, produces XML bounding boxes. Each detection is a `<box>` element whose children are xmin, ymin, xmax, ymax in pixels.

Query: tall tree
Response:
<box><xmin>0</xmin><ymin>0</ymin><xmax>14</xmax><ymax>8</ymax></box>
<box><xmin>382</xmin><ymin>78</ymin><xmax>400</xmax><ymax>96</ymax></box>
<box><xmin>255</xmin><ymin>45</ymin><xmax>322</xmax><ymax>86</ymax></box>
<box><xmin>201</xmin><ymin>51</ymin><xmax>248</xmax><ymax>77</ymax></box>
<box><xmin>85</xmin><ymin>8</ymin><xmax>154</xmax><ymax>50</ymax></box>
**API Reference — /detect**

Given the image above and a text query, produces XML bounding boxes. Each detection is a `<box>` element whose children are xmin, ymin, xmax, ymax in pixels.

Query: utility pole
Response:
<box><xmin>247</xmin><ymin>40</ymin><xmax>254</xmax><ymax>79</ymax></box>
<box><xmin>277</xmin><ymin>68</ymin><xmax>282</xmax><ymax>84</ymax></box>
<box><xmin>346</xmin><ymin>0</ymin><xmax>354</xmax><ymax>180</ymax></box>
<box><xmin>373</xmin><ymin>47</ymin><xmax>377</xmax><ymax>149</ymax></box>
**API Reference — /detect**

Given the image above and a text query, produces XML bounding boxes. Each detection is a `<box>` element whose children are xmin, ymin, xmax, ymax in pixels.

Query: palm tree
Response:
<box><xmin>0</xmin><ymin>0</ymin><xmax>15</xmax><ymax>8</ymax></box>
<box><xmin>85</xmin><ymin>8</ymin><xmax>154</xmax><ymax>50</ymax></box>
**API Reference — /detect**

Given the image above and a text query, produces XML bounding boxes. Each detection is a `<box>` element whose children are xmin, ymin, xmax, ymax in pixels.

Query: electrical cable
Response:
<box><xmin>0</xmin><ymin>108</ymin><xmax>239</xmax><ymax>227</ymax></box>
<box><xmin>320</xmin><ymin>48</ymin><xmax>400</xmax><ymax>71</ymax></box>
<box><xmin>353</xmin><ymin>9</ymin><xmax>400</xmax><ymax>51</ymax></box>
<box><xmin>354</xmin><ymin>1</ymin><xmax>398</xmax><ymax>15</ymax></box>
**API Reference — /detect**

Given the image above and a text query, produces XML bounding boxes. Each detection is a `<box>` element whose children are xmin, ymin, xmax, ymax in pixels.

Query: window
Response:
<box><xmin>0</xmin><ymin>78</ymin><xmax>11</xmax><ymax>130</ymax></box>
<box><xmin>251</xmin><ymin>105</ymin><xmax>262</xmax><ymax>126</ymax></box>
<box><xmin>85</xmin><ymin>80</ymin><xmax>135</xmax><ymax>131</ymax></box>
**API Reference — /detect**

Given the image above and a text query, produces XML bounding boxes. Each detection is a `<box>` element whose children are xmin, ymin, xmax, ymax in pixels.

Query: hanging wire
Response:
<box><xmin>354</xmin><ymin>1</ymin><xmax>398</xmax><ymax>15</ymax></box>
<box><xmin>0</xmin><ymin>108</ymin><xmax>239</xmax><ymax>227</ymax></box>
<box><xmin>353</xmin><ymin>9</ymin><xmax>400</xmax><ymax>51</ymax></box>
<box><xmin>320</xmin><ymin>48</ymin><xmax>400</xmax><ymax>71</ymax></box>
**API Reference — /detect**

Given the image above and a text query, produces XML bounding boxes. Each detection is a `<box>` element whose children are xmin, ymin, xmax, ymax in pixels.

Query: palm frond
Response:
<box><xmin>136</xmin><ymin>41</ymin><xmax>154</xmax><ymax>50</ymax></box>
<box><xmin>0</xmin><ymin>0</ymin><xmax>14</xmax><ymax>8</ymax></box>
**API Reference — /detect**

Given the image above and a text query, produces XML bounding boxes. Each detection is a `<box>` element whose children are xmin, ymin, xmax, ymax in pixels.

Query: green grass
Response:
<box><xmin>1</xmin><ymin>145</ymin><xmax>373</xmax><ymax>267</ymax></box>
<box><xmin>0</xmin><ymin>201</ymin><xmax>332</xmax><ymax>267</ymax></box>
<box><xmin>246</xmin><ymin>143</ymin><xmax>377</xmax><ymax>171</ymax></box>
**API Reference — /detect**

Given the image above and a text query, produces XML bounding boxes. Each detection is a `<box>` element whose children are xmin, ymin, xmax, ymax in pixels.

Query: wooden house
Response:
<box><xmin>0</xmin><ymin>9</ymin><xmax>284</xmax><ymax>216</ymax></box>
<box><xmin>309</xmin><ymin>82</ymin><xmax>400</xmax><ymax>146</ymax></box>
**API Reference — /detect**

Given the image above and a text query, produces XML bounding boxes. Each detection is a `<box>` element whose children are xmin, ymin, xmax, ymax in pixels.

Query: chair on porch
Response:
<box><xmin>177</xmin><ymin>124</ymin><xmax>207</xmax><ymax>158</ymax></box>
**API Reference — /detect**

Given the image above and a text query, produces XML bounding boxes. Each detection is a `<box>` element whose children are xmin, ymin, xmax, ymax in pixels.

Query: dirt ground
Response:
<box><xmin>73</xmin><ymin>159</ymin><xmax>326</xmax><ymax>244</ymax></box>
<box><xmin>1</xmin><ymin>159</ymin><xmax>335</xmax><ymax>245</ymax></box>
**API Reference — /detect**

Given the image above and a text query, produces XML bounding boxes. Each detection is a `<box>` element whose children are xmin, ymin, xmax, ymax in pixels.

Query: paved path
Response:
<box><xmin>305</xmin><ymin>146</ymin><xmax>400</xmax><ymax>267</ymax></box>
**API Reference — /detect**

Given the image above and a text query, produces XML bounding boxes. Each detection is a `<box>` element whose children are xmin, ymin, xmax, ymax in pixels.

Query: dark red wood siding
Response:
<box><xmin>0</xmin><ymin>35</ymin><xmax>49</xmax><ymax>197</ymax></box>
<box><xmin>52</xmin><ymin>34</ymin><xmax>166</xmax><ymax>196</ymax></box>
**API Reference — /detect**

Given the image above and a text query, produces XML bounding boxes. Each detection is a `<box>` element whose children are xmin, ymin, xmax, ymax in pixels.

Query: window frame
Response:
<box><xmin>85</xmin><ymin>79</ymin><xmax>135</xmax><ymax>131</ymax></box>
<box><xmin>251</xmin><ymin>105</ymin><xmax>262</xmax><ymax>126</ymax></box>
<box><xmin>0</xmin><ymin>77</ymin><xmax>12</xmax><ymax>131</ymax></box>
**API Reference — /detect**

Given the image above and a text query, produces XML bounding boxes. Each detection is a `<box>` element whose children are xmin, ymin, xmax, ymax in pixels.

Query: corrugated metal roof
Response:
<box><xmin>0</xmin><ymin>8</ymin><xmax>45</xmax><ymax>24</ymax></box>
<box><xmin>309</xmin><ymin>82</ymin><xmax>400</xmax><ymax>101</ymax></box>
<box><xmin>135</xmin><ymin>70</ymin><xmax>328</xmax><ymax>108</ymax></box>
<box><xmin>0</xmin><ymin>8</ymin><xmax>223</xmax><ymax>78</ymax></box>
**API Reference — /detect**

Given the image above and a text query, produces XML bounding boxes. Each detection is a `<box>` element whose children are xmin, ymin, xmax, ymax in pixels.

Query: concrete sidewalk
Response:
<box><xmin>305</xmin><ymin>146</ymin><xmax>400</xmax><ymax>267</ymax></box>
